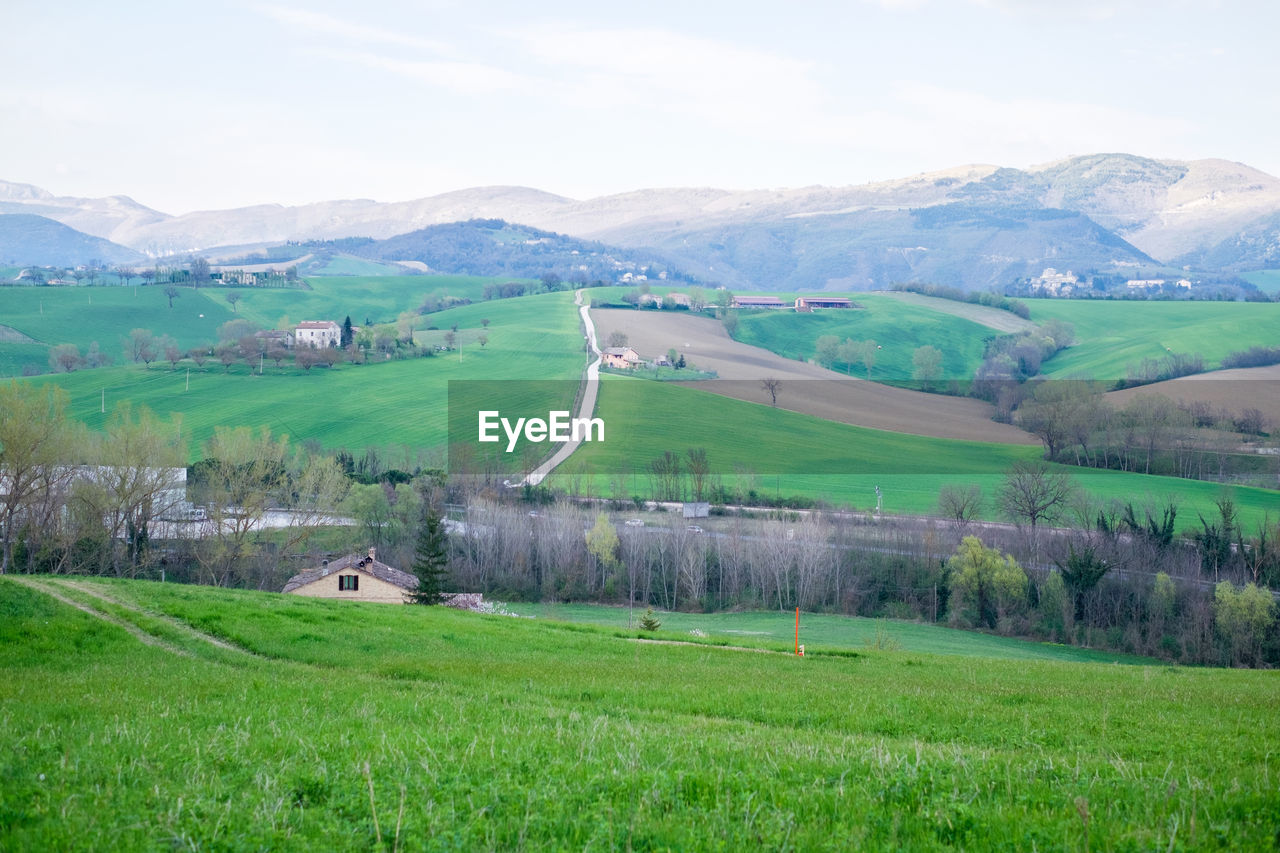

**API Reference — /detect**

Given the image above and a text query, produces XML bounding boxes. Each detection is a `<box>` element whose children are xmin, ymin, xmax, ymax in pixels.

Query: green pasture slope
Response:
<box><xmin>513</xmin><ymin>603</ymin><xmax>1155</xmax><ymax>665</ymax></box>
<box><xmin>566</xmin><ymin>377</ymin><xmax>1280</xmax><ymax>528</ymax></box>
<box><xmin>24</xmin><ymin>290</ymin><xmax>585</xmax><ymax>460</ymax></box>
<box><xmin>733</xmin><ymin>293</ymin><xmax>992</xmax><ymax>381</ymax></box>
<box><xmin>1031</xmin><ymin>299</ymin><xmax>1280</xmax><ymax>379</ymax></box>
<box><xmin>0</xmin><ymin>285</ymin><xmax>241</xmax><ymax>373</ymax></box>
<box><xmin>221</xmin><ymin>274</ymin><xmax>518</xmax><ymax>331</ymax></box>
<box><xmin>2</xmin><ymin>577</ymin><xmax>1277</xmax><ymax>850</ymax></box>
<box><xmin>0</xmin><ymin>276</ymin><xmax>533</xmax><ymax>378</ymax></box>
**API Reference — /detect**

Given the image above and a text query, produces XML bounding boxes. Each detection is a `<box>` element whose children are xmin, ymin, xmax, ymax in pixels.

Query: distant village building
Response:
<box><xmin>1032</xmin><ymin>268</ymin><xmax>1079</xmax><ymax>295</ymax></box>
<box><xmin>218</xmin><ymin>270</ymin><xmax>259</xmax><ymax>286</ymax></box>
<box><xmin>794</xmin><ymin>296</ymin><xmax>853</xmax><ymax>311</ymax></box>
<box><xmin>295</xmin><ymin>320</ymin><xmax>340</xmax><ymax>348</ymax></box>
<box><xmin>602</xmin><ymin>346</ymin><xmax>643</xmax><ymax>369</ymax></box>
<box><xmin>640</xmin><ymin>293</ymin><xmax>664</xmax><ymax>308</ymax></box>
<box><xmin>1126</xmin><ymin>279</ymin><xmax>1166</xmax><ymax>291</ymax></box>
<box><xmin>664</xmin><ymin>292</ymin><xmax>691</xmax><ymax>308</ymax></box>
<box><xmin>732</xmin><ymin>296</ymin><xmax>788</xmax><ymax>309</ymax></box>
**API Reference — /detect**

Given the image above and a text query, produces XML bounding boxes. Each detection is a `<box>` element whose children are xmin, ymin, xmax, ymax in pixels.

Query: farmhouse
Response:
<box><xmin>602</xmin><ymin>346</ymin><xmax>643</xmax><ymax>369</ymax></box>
<box><xmin>295</xmin><ymin>320</ymin><xmax>340</xmax><ymax>348</ymax></box>
<box><xmin>282</xmin><ymin>548</ymin><xmax>487</xmax><ymax>609</ymax></box>
<box><xmin>794</xmin><ymin>296</ymin><xmax>853</xmax><ymax>311</ymax></box>
<box><xmin>283</xmin><ymin>548</ymin><xmax>417</xmax><ymax>604</ymax></box>
<box><xmin>254</xmin><ymin>329</ymin><xmax>294</xmax><ymax>348</ymax></box>
<box><xmin>732</xmin><ymin>296</ymin><xmax>788</xmax><ymax>309</ymax></box>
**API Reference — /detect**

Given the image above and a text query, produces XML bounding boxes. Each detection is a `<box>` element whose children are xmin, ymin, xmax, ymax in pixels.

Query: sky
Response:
<box><xmin>4</xmin><ymin>0</ymin><xmax>1278</xmax><ymax>215</ymax></box>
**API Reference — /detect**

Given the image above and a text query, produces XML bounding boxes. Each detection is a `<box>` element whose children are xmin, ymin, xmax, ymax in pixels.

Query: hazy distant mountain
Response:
<box><xmin>4</xmin><ymin>153</ymin><xmax>1279</xmax><ymax>289</ymax></box>
<box><xmin>0</xmin><ymin>214</ymin><xmax>145</xmax><ymax>267</ymax></box>
<box><xmin>353</xmin><ymin>219</ymin><xmax>689</xmax><ymax>283</ymax></box>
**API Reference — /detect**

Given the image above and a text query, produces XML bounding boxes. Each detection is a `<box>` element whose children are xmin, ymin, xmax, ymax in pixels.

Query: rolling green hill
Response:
<box><xmin>0</xmin><ymin>275</ymin><xmax>537</xmax><ymax>379</ymax></box>
<box><xmin>563</xmin><ymin>377</ymin><xmax>1280</xmax><ymax>527</ymax></box>
<box><xmin>25</xmin><ymin>290</ymin><xmax>586</xmax><ymax>459</ymax></box>
<box><xmin>1032</xmin><ymin>299</ymin><xmax>1280</xmax><ymax>379</ymax></box>
<box><xmin>2</xmin><ymin>576</ymin><xmax>1276</xmax><ymax>850</ymax></box>
<box><xmin>733</xmin><ymin>293</ymin><xmax>992</xmax><ymax>380</ymax></box>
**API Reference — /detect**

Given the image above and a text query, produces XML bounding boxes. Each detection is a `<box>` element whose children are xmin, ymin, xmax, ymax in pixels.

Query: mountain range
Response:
<box><xmin>4</xmin><ymin>153</ymin><xmax>1280</xmax><ymax>290</ymax></box>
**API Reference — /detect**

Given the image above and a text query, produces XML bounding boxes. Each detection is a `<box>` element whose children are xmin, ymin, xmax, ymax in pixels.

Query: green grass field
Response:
<box><xmin>512</xmin><ymin>603</ymin><xmax>1156</xmax><ymax>665</ymax></box>
<box><xmin>0</xmin><ymin>276</ymin><xmax>536</xmax><ymax>378</ymax></box>
<box><xmin>24</xmin><ymin>291</ymin><xmax>586</xmax><ymax>460</ymax></box>
<box><xmin>1030</xmin><ymin>299</ymin><xmax>1280</xmax><ymax>379</ymax></box>
<box><xmin>563</xmin><ymin>377</ymin><xmax>1280</xmax><ymax>528</ymax></box>
<box><xmin>733</xmin><ymin>293</ymin><xmax>993</xmax><ymax>381</ymax></box>
<box><xmin>2</xmin><ymin>576</ymin><xmax>1276</xmax><ymax>850</ymax></box>
<box><xmin>0</xmin><ymin>284</ymin><xmax>241</xmax><ymax>371</ymax></box>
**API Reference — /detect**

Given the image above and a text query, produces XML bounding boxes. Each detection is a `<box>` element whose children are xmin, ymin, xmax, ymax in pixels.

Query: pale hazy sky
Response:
<box><xmin>5</xmin><ymin>0</ymin><xmax>1276</xmax><ymax>214</ymax></box>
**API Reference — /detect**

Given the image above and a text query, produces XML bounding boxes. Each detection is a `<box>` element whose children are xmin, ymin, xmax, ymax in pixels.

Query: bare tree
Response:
<box><xmin>226</xmin><ymin>292</ymin><xmax>240</xmax><ymax>313</ymax></box>
<box><xmin>998</xmin><ymin>460</ymin><xmax>1077</xmax><ymax>529</ymax></box>
<box><xmin>163</xmin><ymin>285</ymin><xmax>180</xmax><ymax>309</ymax></box>
<box><xmin>127</xmin><ymin>328</ymin><xmax>156</xmax><ymax>367</ymax></box>
<box><xmin>761</xmin><ymin>377</ymin><xmax>781</xmax><ymax>407</ymax></box>
<box><xmin>49</xmin><ymin>344</ymin><xmax>83</xmax><ymax>373</ymax></box>
<box><xmin>937</xmin><ymin>483</ymin><xmax>984</xmax><ymax>524</ymax></box>
<box><xmin>189</xmin><ymin>256</ymin><xmax>211</xmax><ymax>288</ymax></box>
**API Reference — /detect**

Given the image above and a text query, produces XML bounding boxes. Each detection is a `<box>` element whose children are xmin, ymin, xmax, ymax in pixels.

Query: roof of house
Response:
<box><xmin>296</xmin><ymin>321</ymin><xmax>340</xmax><ymax>330</ymax></box>
<box><xmin>602</xmin><ymin>347</ymin><xmax>640</xmax><ymax>358</ymax></box>
<box><xmin>733</xmin><ymin>296</ymin><xmax>787</xmax><ymax>305</ymax></box>
<box><xmin>282</xmin><ymin>552</ymin><xmax>418</xmax><ymax>593</ymax></box>
<box><xmin>798</xmin><ymin>296</ymin><xmax>852</xmax><ymax>305</ymax></box>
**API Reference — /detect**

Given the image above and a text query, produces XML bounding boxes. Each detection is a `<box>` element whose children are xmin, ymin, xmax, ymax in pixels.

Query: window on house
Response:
<box><xmin>339</xmin><ymin>575</ymin><xmax>358</xmax><ymax>591</ymax></box>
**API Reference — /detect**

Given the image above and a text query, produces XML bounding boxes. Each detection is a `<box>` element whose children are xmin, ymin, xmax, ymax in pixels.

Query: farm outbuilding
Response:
<box><xmin>795</xmin><ymin>296</ymin><xmax>853</xmax><ymax>311</ymax></box>
<box><xmin>732</xmin><ymin>296</ymin><xmax>788</xmax><ymax>309</ymax></box>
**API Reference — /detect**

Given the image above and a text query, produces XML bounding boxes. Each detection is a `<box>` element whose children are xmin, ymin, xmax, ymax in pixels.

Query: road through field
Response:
<box><xmin>523</xmin><ymin>289</ymin><xmax>601</xmax><ymax>485</ymax></box>
<box><xmin>594</xmin><ymin>308</ymin><xmax>1037</xmax><ymax>444</ymax></box>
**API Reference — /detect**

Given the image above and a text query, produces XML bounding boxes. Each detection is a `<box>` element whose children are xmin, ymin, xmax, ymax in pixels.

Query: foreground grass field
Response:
<box><xmin>2</xmin><ymin>577</ymin><xmax>1276</xmax><ymax>850</ymax></box>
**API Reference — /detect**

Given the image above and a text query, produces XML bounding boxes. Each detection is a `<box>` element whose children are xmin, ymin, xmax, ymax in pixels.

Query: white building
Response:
<box><xmin>295</xmin><ymin>320</ymin><xmax>341</xmax><ymax>348</ymax></box>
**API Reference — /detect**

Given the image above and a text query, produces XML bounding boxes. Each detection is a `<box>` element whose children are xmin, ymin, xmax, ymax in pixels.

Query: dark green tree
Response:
<box><xmin>341</xmin><ymin>316</ymin><xmax>355</xmax><ymax>348</ymax></box>
<box><xmin>407</xmin><ymin>510</ymin><xmax>450</xmax><ymax>604</ymax></box>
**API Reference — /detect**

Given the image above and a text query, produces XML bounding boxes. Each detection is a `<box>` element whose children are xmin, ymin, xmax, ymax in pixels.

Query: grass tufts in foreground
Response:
<box><xmin>2</xmin><ymin>577</ymin><xmax>1277</xmax><ymax>850</ymax></box>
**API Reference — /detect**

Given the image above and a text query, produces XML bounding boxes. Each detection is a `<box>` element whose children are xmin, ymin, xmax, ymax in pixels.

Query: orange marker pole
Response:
<box><xmin>795</xmin><ymin>607</ymin><xmax>799</xmax><ymax>655</ymax></box>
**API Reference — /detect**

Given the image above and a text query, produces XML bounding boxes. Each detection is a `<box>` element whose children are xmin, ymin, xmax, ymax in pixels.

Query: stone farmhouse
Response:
<box><xmin>282</xmin><ymin>547</ymin><xmax>485</xmax><ymax>609</ymax></box>
<box><xmin>283</xmin><ymin>548</ymin><xmax>417</xmax><ymax>604</ymax></box>
<box><xmin>601</xmin><ymin>346</ymin><xmax>643</xmax><ymax>369</ymax></box>
<box><xmin>295</xmin><ymin>320</ymin><xmax>341</xmax><ymax>348</ymax></box>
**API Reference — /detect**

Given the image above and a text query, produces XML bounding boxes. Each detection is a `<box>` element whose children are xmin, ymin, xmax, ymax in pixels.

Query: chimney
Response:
<box><xmin>368</xmin><ymin>547</ymin><xmax>376</xmax><ymax>562</ymax></box>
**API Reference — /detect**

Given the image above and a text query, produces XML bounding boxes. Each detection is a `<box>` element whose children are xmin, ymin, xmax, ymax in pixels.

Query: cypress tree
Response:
<box><xmin>408</xmin><ymin>510</ymin><xmax>450</xmax><ymax>605</ymax></box>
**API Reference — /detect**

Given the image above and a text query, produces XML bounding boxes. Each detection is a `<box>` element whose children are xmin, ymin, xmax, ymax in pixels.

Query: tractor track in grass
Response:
<box><xmin>7</xmin><ymin>576</ymin><xmax>192</xmax><ymax>656</ymax></box>
<box><xmin>8</xmin><ymin>576</ymin><xmax>255</xmax><ymax>658</ymax></box>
